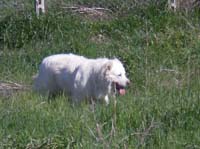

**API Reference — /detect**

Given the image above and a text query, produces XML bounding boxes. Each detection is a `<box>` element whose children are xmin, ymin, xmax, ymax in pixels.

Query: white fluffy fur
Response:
<box><xmin>34</xmin><ymin>53</ymin><xmax>129</xmax><ymax>104</ymax></box>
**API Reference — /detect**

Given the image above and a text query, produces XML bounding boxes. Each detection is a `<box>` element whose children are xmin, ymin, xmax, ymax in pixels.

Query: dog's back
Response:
<box><xmin>34</xmin><ymin>54</ymin><xmax>86</xmax><ymax>95</ymax></box>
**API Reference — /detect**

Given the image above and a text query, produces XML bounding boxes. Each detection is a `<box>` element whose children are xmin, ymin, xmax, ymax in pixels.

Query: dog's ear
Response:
<box><xmin>102</xmin><ymin>61</ymin><xmax>113</xmax><ymax>77</ymax></box>
<box><xmin>106</xmin><ymin>62</ymin><xmax>112</xmax><ymax>71</ymax></box>
<box><xmin>99</xmin><ymin>61</ymin><xmax>113</xmax><ymax>81</ymax></box>
<box><xmin>105</xmin><ymin>61</ymin><xmax>113</xmax><ymax>71</ymax></box>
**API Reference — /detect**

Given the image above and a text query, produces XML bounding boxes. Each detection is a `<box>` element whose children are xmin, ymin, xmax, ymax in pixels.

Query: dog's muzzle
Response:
<box><xmin>115</xmin><ymin>82</ymin><xmax>126</xmax><ymax>95</ymax></box>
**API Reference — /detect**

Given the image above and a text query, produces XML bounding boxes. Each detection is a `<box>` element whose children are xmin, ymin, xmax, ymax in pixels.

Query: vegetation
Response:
<box><xmin>0</xmin><ymin>0</ymin><xmax>200</xmax><ymax>148</ymax></box>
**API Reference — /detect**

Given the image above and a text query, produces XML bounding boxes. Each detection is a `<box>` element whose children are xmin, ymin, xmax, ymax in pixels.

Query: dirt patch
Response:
<box><xmin>90</xmin><ymin>34</ymin><xmax>110</xmax><ymax>44</ymax></box>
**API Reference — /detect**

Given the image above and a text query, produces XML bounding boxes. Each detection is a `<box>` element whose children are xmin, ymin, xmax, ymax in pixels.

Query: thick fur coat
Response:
<box><xmin>34</xmin><ymin>53</ymin><xmax>129</xmax><ymax>104</ymax></box>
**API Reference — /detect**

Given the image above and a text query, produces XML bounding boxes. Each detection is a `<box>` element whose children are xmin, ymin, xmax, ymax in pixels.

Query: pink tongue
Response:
<box><xmin>119</xmin><ymin>89</ymin><xmax>126</xmax><ymax>95</ymax></box>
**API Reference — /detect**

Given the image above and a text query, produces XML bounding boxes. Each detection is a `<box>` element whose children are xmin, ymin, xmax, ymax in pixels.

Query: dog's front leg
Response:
<box><xmin>104</xmin><ymin>95</ymin><xmax>109</xmax><ymax>105</ymax></box>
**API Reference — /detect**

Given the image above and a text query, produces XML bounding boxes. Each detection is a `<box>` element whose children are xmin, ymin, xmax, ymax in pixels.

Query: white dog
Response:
<box><xmin>33</xmin><ymin>53</ymin><xmax>130</xmax><ymax>104</ymax></box>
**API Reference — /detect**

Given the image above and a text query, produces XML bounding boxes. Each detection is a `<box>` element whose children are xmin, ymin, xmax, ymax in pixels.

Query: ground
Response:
<box><xmin>0</xmin><ymin>0</ymin><xmax>200</xmax><ymax>148</ymax></box>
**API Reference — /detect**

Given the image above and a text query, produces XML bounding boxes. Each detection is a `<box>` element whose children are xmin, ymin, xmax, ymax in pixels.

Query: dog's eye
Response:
<box><xmin>118</xmin><ymin>74</ymin><xmax>122</xmax><ymax>77</ymax></box>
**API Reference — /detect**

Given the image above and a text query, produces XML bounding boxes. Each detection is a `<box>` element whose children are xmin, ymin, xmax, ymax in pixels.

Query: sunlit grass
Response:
<box><xmin>0</xmin><ymin>0</ymin><xmax>200</xmax><ymax>148</ymax></box>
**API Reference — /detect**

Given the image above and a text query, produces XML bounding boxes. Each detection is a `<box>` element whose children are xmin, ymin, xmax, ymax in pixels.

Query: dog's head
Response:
<box><xmin>102</xmin><ymin>59</ymin><xmax>130</xmax><ymax>95</ymax></box>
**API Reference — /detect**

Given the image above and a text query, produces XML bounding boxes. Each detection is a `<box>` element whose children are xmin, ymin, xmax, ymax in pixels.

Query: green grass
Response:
<box><xmin>0</xmin><ymin>0</ymin><xmax>200</xmax><ymax>148</ymax></box>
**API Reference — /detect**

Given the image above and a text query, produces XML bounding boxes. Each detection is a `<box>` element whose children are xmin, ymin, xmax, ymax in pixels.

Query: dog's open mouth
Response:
<box><xmin>115</xmin><ymin>83</ymin><xmax>126</xmax><ymax>95</ymax></box>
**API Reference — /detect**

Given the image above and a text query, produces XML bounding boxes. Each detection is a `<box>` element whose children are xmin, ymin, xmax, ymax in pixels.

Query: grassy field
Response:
<box><xmin>0</xmin><ymin>0</ymin><xmax>200</xmax><ymax>148</ymax></box>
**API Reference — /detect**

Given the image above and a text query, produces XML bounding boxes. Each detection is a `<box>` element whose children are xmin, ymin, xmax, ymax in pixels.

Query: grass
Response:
<box><xmin>0</xmin><ymin>0</ymin><xmax>200</xmax><ymax>148</ymax></box>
